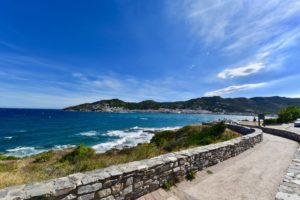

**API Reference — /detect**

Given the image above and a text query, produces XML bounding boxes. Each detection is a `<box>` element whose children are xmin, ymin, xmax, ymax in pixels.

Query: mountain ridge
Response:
<box><xmin>64</xmin><ymin>96</ymin><xmax>300</xmax><ymax>114</ymax></box>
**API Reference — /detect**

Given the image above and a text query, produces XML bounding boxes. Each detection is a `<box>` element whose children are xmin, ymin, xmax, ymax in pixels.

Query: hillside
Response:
<box><xmin>63</xmin><ymin>96</ymin><xmax>300</xmax><ymax>114</ymax></box>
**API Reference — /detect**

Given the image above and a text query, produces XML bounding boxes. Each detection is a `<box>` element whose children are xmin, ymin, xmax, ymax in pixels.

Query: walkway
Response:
<box><xmin>138</xmin><ymin>133</ymin><xmax>298</xmax><ymax>200</ymax></box>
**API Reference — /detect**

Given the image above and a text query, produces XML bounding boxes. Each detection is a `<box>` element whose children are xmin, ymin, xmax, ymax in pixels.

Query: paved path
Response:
<box><xmin>138</xmin><ymin>134</ymin><xmax>298</xmax><ymax>200</ymax></box>
<box><xmin>266</xmin><ymin>123</ymin><xmax>300</xmax><ymax>135</ymax></box>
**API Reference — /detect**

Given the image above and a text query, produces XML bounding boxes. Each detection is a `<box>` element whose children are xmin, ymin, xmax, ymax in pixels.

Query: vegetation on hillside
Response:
<box><xmin>64</xmin><ymin>96</ymin><xmax>300</xmax><ymax>114</ymax></box>
<box><xmin>0</xmin><ymin>123</ymin><xmax>239</xmax><ymax>188</ymax></box>
<box><xmin>264</xmin><ymin>105</ymin><xmax>300</xmax><ymax>125</ymax></box>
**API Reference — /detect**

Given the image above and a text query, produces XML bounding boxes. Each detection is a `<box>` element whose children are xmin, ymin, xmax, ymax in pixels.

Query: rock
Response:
<box><xmin>77</xmin><ymin>182</ymin><xmax>102</xmax><ymax>195</ymax></box>
<box><xmin>68</xmin><ymin>173</ymin><xmax>85</xmax><ymax>186</ymax></box>
<box><xmin>122</xmin><ymin>185</ymin><xmax>133</xmax><ymax>195</ymax></box>
<box><xmin>81</xmin><ymin>170</ymin><xmax>110</xmax><ymax>185</ymax></box>
<box><xmin>24</xmin><ymin>181</ymin><xmax>54</xmax><ymax>198</ymax></box>
<box><xmin>276</xmin><ymin>192</ymin><xmax>300</xmax><ymax>200</ymax></box>
<box><xmin>125</xmin><ymin>177</ymin><xmax>133</xmax><ymax>186</ymax></box>
<box><xmin>53</xmin><ymin>177</ymin><xmax>76</xmax><ymax>197</ymax></box>
<box><xmin>102</xmin><ymin>195</ymin><xmax>115</xmax><ymax>200</ymax></box>
<box><xmin>97</xmin><ymin>188</ymin><xmax>111</xmax><ymax>198</ymax></box>
<box><xmin>61</xmin><ymin>194</ymin><xmax>77</xmax><ymax>200</ymax></box>
<box><xmin>112</xmin><ymin>183</ymin><xmax>123</xmax><ymax>194</ymax></box>
<box><xmin>77</xmin><ymin>193</ymin><xmax>95</xmax><ymax>200</ymax></box>
<box><xmin>134</xmin><ymin>181</ymin><xmax>143</xmax><ymax>189</ymax></box>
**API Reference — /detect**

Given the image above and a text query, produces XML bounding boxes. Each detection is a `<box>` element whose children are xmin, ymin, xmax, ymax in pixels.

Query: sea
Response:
<box><xmin>0</xmin><ymin>108</ymin><xmax>252</xmax><ymax>157</ymax></box>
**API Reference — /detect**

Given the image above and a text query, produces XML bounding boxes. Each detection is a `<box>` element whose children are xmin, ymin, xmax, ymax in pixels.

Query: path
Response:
<box><xmin>138</xmin><ymin>133</ymin><xmax>298</xmax><ymax>200</ymax></box>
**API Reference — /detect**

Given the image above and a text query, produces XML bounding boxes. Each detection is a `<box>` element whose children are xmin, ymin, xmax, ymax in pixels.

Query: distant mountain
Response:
<box><xmin>63</xmin><ymin>96</ymin><xmax>300</xmax><ymax>114</ymax></box>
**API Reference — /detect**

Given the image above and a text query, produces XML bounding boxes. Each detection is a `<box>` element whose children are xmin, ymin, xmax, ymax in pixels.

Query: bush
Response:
<box><xmin>151</xmin><ymin>130</ymin><xmax>177</xmax><ymax>148</ymax></box>
<box><xmin>264</xmin><ymin>118</ymin><xmax>278</xmax><ymax>125</ymax></box>
<box><xmin>162</xmin><ymin>180</ymin><xmax>175</xmax><ymax>190</ymax></box>
<box><xmin>210</xmin><ymin>122</ymin><xmax>226</xmax><ymax>136</ymax></box>
<box><xmin>186</xmin><ymin>170</ymin><xmax>196</xmax><ymax>181</ymax></box>
<box><xmin>278</xmin><ymin>106</ymin><xmax>300</xmax><ymax>123</ymax></box>
<box><xmin>0</xmin><ymin>155</ymin><xmax>17</xmax><ymax>160</ymax></box>
<box><xmin>60</xmin><ymin>144</ymin><xmax>95</xmax><ymax>163</ymax></box>
<box><xmin>33</xmin><ymin>151</ymin><xmax>55</xmax><ymax>163</ymax></box>
<box><xmin>152</xmin><ymin>122</ymin><xmax>229</xmax><ymax>152</ymax></box>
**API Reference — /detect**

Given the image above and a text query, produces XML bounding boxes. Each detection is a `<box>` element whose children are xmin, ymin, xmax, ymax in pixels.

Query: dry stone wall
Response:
<box><xmin>0</xmin><ymin>125</ymin><xmax>263</xmax><ymax>200</ymax></box>
<box><xmin>276</xmin><ymin>147</ymin><xmax>300</xmax><ymax>200</ymax></box>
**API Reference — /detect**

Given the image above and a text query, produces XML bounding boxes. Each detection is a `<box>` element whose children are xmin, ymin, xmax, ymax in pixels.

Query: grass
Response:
<box><xmin>162</xmin><ymin>180</ymin><xmax>175</xmax><ymax>190</ymax></box>
<box><xmin>0</xmin><ymin>123</ymin><xmax>240</xmax><ymax>188</ymax></box>
<box><xmin>186</xmin><ymin>170</ymin><xmax>196</xmax><ymax>181</ymax></box>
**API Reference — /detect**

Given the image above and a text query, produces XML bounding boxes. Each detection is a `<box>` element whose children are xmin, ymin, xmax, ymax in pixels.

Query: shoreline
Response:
<box><xmin>64</xmin><ymin>109</ymin><xmax>256</xmax><ymax>117</ymax></box>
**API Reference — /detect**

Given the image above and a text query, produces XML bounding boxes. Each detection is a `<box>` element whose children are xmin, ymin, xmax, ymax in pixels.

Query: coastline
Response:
<box><xmin>0</xmin><ymin>122</ymin><xmax>243</xmax><ymax>189</ymax></box>
<box><xmin>0</xmin><ymin>109</ymin><xmax>252</xmax><ymax>158</ymax></box>
<box><xmin>64</xmin><ymin>109</ymin><xmax>256</xmax><ymax>117</ymax></box>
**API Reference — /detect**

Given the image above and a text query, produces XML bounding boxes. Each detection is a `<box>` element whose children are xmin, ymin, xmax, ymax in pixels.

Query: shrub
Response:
<box><xmin>0</xmin><ymin>155</ymin><xmax>17</xmax><ymax>160</ymax></box>
<box><xmin>60</xmin><ymin>144</ymin><xmax>95</xmax><ymax>163</ymax></box>
<box><xmin>278</xmin><ymin>105</ymin><xmax>300</xmax><ymax>123</ymax></box>
<box><xmin>162</xmin><ymin>180</ymin><xmax>175</xmax><ymax>190</ymax></box>
<box><xmin>186</xmin><ymin>170</ymin><xmax>196</xmax><ymax>181</ymax></box>
<box><xmin>264</xmin><ymin>118</ymin><xmax>278</xmax><ymax>125</ymax></box>
<box><xmin>33</xmin><ymin>151</ymin><xmax>55</xmax><ymax>163</ymax></box>
<box><xmin>210</xmin><ymin>122</ymin><xmax>226</xmax><ymax>137</ymax></box>
<box><xmin>151</xmin><ymin>130</ymin><xmax>177</xmax><ymax>148</ymax></box>
<box><xmin>207</xmin><ymin>170</ymin><xmax>213</xmax><ymax>174</ymax></box>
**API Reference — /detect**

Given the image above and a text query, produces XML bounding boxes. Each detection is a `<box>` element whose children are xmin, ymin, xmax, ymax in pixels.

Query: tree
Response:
<box><xmin>278</xmin><ymin>105</ymin><xmax>300</xmax><ymax>123</ymax></box>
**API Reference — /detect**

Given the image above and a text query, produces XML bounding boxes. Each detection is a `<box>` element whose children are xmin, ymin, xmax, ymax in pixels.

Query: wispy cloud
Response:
<box><xmin>184</xmin><ymin>0</ymin><xmax>300</xmax><ymax>49</ymax></box>
<box><xmin>181</xmin><ymin>0</ymin><xmax>300</xmax><ymax>73</ymax></box>
<box><xmin>0</xmin><ymin>40</ymin><xmax>20</xmax><ymax>51</ymax></box>
<box><xmin>218</xmin><ymin>63</ymin><xmax>264</xmax><ymax>79</ymax></box>
<box><xmin>204</xmin><ymin>82</ymin><xmax>267</xmax><ymax>96</ymax></box>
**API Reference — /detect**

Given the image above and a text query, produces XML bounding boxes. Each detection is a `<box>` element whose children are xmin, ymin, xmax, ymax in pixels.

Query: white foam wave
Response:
<box><xmin>5</xmin><ymin>146</ymin><xmax>47</xmax><ymax>158</ymax></box>
<box><xmin>4</xmin><ymin>136</ymin><xmax>13</xmax><ymax>139</ymax></box>
<box><xmin>79</xmin><ymin>131</ymin><xmax>97</xmax><ymax>137</ymax></box>
<box><xmin>5</xmin><ymin>144</ymin><xmax>77</xmax><ymax>158</ymax></box>
<box><xmin>53</xmin><ymin>144</ymin><xmax>76</xmax><ymax>150</ymax></box>
<box><xmin>92</xmin><ymin>126</ymin><xmax>180</xmax><ymax>153</ymax></box>
<box><xmin>17</xmin><ymin>130</ymin><xmax>27</xmax><ymax>133</ymax></box>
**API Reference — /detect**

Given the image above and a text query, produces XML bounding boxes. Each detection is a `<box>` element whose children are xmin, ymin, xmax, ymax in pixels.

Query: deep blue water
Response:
<box><xmin>0</xmin><ymin>109</ymin><xmax>252</xmax><ymax>157</ymax></box>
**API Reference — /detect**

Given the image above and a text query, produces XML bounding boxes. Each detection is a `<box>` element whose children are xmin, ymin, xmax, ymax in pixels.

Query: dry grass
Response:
<box><xmin>0</xmin><ymin>124</ymin><xmax>240</xmax><ymax>188</ymax></box>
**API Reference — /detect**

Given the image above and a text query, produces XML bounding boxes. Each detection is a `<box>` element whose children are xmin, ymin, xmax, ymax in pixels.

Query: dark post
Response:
<box><xmin>258</xmin><ymin>114</ymin><xmax>265</xmax><ymax>127</ymax></box>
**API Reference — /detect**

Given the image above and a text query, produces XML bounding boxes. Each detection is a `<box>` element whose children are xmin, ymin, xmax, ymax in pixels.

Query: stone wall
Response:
<box><xmin>261</xmin><ymin>127</ymin><xmax>300</xmax><ymax>142</ymax></box>
<box><xmin>242</xmin><ymin>124</ymin><xmax>300</xmax><ymax>142</ymax></box>
<box><xmin>0</xmin><ymin>125</ymin><xmax>263</xmax><ymax>200</ymax></box>
<box><xmin>276</xmin><ymin>147</ymin><xmax>300</xmax><ymax>200</ymax></box>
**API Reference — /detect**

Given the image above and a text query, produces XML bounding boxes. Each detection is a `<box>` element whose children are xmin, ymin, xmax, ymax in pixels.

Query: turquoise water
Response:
<box><xmin>0</xmin><ymin>109</ymin><xmax>251</xmax><ymax>157</ymax></box>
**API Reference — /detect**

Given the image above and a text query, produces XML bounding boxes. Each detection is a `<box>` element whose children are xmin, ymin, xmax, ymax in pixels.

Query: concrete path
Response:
<box><xmin>138</xmin><ymin>134</ymin><xmax>298</xmax><ymax>200</ymax></box>
<box><xmin>266</xmin><ymin>123</ymin><xmax>300</xmax><ymax>135</ymax></box>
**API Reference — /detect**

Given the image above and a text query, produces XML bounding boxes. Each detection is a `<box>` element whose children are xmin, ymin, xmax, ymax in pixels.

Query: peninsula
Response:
<box><xmin>64</xmin><ymin>96</ymin><xmax>300</xmax><ymax>114</ymax></box>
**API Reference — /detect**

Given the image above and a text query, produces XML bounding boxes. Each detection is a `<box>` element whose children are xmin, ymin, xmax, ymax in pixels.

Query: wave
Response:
<box><xmin>5</xmin><ymin>146</ymin><xmax>47</xmax><ymax>158</ymax></box>
<box><xmin>53</xmin><ymin>144</ymin><xmax>76</xmax><ymax>150</ymax></box>
<box><xmin>79</xmin><ymin>131</ymin><xmax>98</xmax><ymax>137</ymax></box>
<box><xmin>4</xmin><ymin>144</ymin><xmax>76</xmax><ymax>158</ymax></box>
<box><xmin>16</xmin><ymin>130</ymin><xmax>27</xmax><ymax>133</ymax></box>
<box><xmin>4</xmin><ymin>126</ymin><xmax>181</xmax><ymax>157</ymax></box>
<box><xmin>92</xmin><ymin>126</ymin><xmax>181</xmax><ymax>153</ymax></box>
<box><xmin>4</xmin><ymin>136</ymin><xmax>13</xmax><ymax>139</ymax></box>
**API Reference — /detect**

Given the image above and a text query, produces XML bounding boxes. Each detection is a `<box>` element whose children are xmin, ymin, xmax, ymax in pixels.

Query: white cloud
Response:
<box><xmin>180</xmin><ymin>0</ymin><xmax>300</xmax><ymax>72</ymax></box>
<box><xmin>217</xmin><ymin>63</ymin><xmax>264</xmax><ymax>79</ymax></box>
<box><xmin>183</xmin><ymin>0</ymin><xmax>300</xmax><ymax>50</ymax></box>
<box><xmin>204</xmin><ymin>83</ymin><xmax>266</xmax><ymax>96</ymax></box>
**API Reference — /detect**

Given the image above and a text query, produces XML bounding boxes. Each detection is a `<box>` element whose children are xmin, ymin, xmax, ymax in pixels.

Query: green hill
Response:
<box><xmin>64</xmin><ymin>96</ymin><xmax>300</xmax><ymax>114</ymax></box>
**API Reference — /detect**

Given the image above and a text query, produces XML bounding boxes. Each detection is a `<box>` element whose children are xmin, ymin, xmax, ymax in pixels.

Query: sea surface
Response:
<box><xmin>0</xmin><ymin>109</ymin><xmax>252</xmax><ymax>157</ymax></box>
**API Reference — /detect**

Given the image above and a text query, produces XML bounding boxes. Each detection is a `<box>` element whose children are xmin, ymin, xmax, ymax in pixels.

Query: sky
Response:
<box><xmin>0</xmin><ymin>0</ymin><xmax>300</xmax><ymax>108</ymax></box>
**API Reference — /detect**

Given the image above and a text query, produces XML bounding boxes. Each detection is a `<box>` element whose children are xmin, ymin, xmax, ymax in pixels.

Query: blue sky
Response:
<box><xmin>0</xmin><ymin>0</ymin><xmax>300</xmax><ymax>108</ymax></box>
